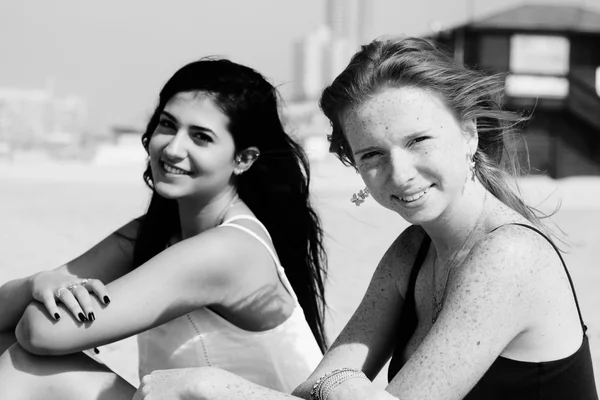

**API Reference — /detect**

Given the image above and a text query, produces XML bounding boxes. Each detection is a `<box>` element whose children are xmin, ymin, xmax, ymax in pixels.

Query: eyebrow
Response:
<box><xmin>161</xmin><ymin>111</ymin><xmax>216</xmax><ymax>136</ymax></box>
<box><xmin>353</xmin><ymin>129</ymin><xmax>430</xmax><ymax>156</ymax></box>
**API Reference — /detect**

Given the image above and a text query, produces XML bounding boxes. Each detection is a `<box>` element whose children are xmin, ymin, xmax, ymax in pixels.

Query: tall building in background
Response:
<box><xmin>326</xmin><ymin>0</ymin><xmax>351</xmax><ymax>39</ymax></box>
<box><xmin>356</xmin><ymin>0</ymin><xmax>374</xmax><ymax>45</ymax></box>
<box><xmin>292</xmin><ymin>0</ymin><xmax>373</xmax><ymax>101</ymax></box>
<box><xmin>292</xmin><ymin>27</ymin><xmax>331</xmax><ymax>101</ymax></box>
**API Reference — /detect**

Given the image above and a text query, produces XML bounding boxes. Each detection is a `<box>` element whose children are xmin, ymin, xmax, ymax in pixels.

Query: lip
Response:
<box><xmin>393</xmin><ymin>184</ymin><xmax>434</xmax><ymax>207</ymax></box>
<box><xmin>160</xmin><ymin>160</ymin><xmax>192</xmax><ymax>176</ymax></box>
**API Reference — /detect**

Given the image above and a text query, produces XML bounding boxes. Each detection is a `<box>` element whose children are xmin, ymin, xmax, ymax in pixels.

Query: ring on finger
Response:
<box><xmin>55</xmin><ymin>287</ymin><xmax>68</xmax><ymax>299</ymax></box>
<box><xmin>80</xmin><ymin>279</ymin><xmax>89</xmax><ymax>287</ymax></box>
<box><xmin>67</xmin><ymin>283</ymin><xmax>80</xmax><ymax>292</ymax></box>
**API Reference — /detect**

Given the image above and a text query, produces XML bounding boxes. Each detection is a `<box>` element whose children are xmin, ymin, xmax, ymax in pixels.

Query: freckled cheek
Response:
<box><xmin>360</xmin><ymin>168</ymin><xmax>388</xmax><ymax>197</ymax></box>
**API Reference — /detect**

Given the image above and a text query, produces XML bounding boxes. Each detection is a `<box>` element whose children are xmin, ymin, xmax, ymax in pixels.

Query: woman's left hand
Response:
<box><xmin>133</xmin><ymin>368</ymin><xmax>202</xmax><ymax>400</ymax></box>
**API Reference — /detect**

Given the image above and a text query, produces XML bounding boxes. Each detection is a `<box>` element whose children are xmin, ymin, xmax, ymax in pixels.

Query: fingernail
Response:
<box><xmin>103</xmin><ymin>296</ymin><xmax>111</xmax><ymax>305</ymax></box>
<box><xmin>94</xmin><ymin>347</ymin><xmax>100</xmax><ymax>354</ymax></box>
<box><xmin>88</xmin><ymin>312</ymin><xmax>95</xmax><ymax>321</ymax></box>
<box><xmin>78</xmin><ymin>312</ymin><xmax>88</xmax><ymax>322</ymax></box>
<box><xmin>54</xmin><ymin>313</ymin><xmax>60</xmax><ymax>321</ymax></box>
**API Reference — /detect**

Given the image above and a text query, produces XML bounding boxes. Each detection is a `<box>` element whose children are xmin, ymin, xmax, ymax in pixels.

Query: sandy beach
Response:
<box><xmin>1</xmin><ymin>153</ymin><xmax>599</xmax><ymax>389</ymax></box>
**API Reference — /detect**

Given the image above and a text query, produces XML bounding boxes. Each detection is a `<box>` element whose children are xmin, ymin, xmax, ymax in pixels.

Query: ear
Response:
<box><xmin>462</xmin><ymin>119</ymin><xmax>478</xmax><ymax>156</ymax></box>
<box><xmin>233</xmin><ymin>147</ymin><xmax>260</xmax><ymax>175</ymax></box>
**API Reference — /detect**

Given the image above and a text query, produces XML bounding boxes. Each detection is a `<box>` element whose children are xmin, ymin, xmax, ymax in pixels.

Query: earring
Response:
<box><xmin>234</xmin><ymin>168</ymin><xmax>243</xmax><ymax>175</ymax></box>
<box><xmin>350</xmin><ymin>187</ymin><xmax>370</xmax><ymax>206</ymax></box>
<box><xmin>468</xmin><ymin>154</ymin><xmax>476</xmax><ymax>181</ymax></box>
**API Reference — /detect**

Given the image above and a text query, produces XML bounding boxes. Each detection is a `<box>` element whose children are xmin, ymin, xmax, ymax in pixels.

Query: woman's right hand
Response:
<box><xmin>29</xmin><ymin>271</ymin><xmax>110</xmax><ymax>323</ymax></box>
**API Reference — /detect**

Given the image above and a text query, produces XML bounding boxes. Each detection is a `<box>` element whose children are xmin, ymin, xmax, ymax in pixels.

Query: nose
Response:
<box><xmin>388</xmin><ymin>148</ymin><xmax>416</xmax><ymax>187</ymax></box>
<box><xmin>162</xmin><ymin>129</ymin><xmax>187</xmax><ymax>161</ymax></box>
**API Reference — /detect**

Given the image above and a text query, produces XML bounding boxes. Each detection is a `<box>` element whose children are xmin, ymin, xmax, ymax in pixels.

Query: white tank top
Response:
<box><xmin>136</xmin><ymin>215</ymin><xmax>323</xmax><ymax>392</ymax></box>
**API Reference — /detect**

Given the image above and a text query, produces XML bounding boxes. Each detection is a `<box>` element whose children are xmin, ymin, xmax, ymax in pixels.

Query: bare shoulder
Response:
<box><xmin>457</xmin><ymin>223</ymin><xmax>558</xmax><ymax>290</ymax></box>
<box><xmin>376</xmin><ymin>225</ymin><xmax>428</xmax><ymax>295</ymax></box>
<box><xmin>164</xmin><ymin>219</ymin><xmax>275</xmax><ymax>282</ymax></box>
<box><xmin>384</xmin><ymin>225</ymin><xmax>427</xmax><ymax>261</ymax></box>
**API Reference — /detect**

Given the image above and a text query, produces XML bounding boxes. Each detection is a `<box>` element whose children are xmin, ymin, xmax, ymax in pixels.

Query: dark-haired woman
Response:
<box><xmin>0</xmin><ymin>58</ymin><xmax>327</xmax><ymax>399</ymax></box>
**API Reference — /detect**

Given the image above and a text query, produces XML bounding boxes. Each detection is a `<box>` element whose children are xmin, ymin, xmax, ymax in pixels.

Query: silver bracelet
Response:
<box><xmin>310</xmin><ymin>368</ymin><xmax>370</xmax><ymax>400</ymax></box>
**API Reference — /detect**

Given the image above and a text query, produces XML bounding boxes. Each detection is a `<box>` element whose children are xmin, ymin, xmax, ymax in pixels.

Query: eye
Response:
<box><xmin>157</xmin><ymin>118</ymin><xmax>176</xmax><ymax>131</ymax></box>
<box><xmin>191</xmin><ymin>132</ymin><xmax>213</xmax><ymax>144</ymax></box>
<box><xmin>360</xmin><ymin>151</ymin><xmax>381</xmax><ymax>160</ymax></box>
<box><xmin>411</xmin><ymin>136</ymin><xmax>430</xmax><ymax>145</ymax></box>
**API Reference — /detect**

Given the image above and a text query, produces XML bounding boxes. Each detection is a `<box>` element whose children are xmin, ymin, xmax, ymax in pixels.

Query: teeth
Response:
<box><xmin>162</xmin><ymin>162</ymin><xmax>189</xmax><ymax>175</ymax></box>
<box><xmin>401</xmin><ymin>189</ymin><xmax>428</xmax><ymax>202</ymax></box>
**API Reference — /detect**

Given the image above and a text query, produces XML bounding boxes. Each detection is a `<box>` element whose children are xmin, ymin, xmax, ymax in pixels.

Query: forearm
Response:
<box><xmin>0</xmin><ymin>276</ymin><xmax>34</xmax><ymax>332</ymax></box>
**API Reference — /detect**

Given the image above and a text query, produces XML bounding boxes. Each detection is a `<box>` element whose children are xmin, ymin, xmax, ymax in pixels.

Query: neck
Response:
<box><xmin>421</xmin><ymin>180</ymin><xmax>488</xmax><ymax>261</ymax></box>
<box><xmin>177</xmin><ymin>187</ymin><xmax>239</xmax><ymax>240</ymax></box>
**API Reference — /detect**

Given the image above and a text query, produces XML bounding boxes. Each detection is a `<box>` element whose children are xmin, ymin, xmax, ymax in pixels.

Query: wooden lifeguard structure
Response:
<box><xmin>430</xmin><ymin>4</ymin><xmax>600</xmax><ymax>178</ymax></box>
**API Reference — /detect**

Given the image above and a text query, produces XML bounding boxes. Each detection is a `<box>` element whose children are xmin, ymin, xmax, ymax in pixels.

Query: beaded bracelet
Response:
<box><xmin>310</xmin><ymin>367</ymin><xmax>370</xmax><ymax>400</ymax></box>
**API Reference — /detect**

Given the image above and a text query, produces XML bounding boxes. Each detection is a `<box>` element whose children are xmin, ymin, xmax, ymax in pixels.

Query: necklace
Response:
<box><xmin>431</xmin><ymin>193</ymin><xmax>487</xmax><ymax>324</ymax></box>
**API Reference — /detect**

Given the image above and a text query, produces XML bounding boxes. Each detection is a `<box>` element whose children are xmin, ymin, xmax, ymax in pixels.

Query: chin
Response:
<box><xmin>394</xmin><ymin>207</ymin><xmax>442</xmax><ymax>226</ymax></box>
<box><xmin>153</xmin><ymin>183</ymin><xmax>187</xmax><ymax>200</ymax></box>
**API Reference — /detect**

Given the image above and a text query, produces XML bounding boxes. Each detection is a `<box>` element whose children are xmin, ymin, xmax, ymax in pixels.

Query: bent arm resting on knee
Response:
<box><xmin>292</xmin><ymin>228</ymin><xmax>424</xmax><ymax>400</ymax></box>
<box><xmin>0</xmin><ymin>219</ymin><xmax>137</xmax><ymax>334</ymax></box>
<box><xmin>14</xmin><ymin>226</ymin><xmax>273</xmax><ymax>356</ymax></box>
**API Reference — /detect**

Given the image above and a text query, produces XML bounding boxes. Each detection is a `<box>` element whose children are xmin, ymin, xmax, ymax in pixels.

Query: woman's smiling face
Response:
<box><xmin>149</xmin><ymin>91</ymin><xmax>238</xmax><ymax>202</ymax></box>
<box><xmin>342</xmin><ymin>86</ymin><xmax>476</xmax><ymax>224</ymax></box>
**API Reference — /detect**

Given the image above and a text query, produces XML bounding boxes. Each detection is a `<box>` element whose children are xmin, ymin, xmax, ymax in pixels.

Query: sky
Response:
<box><xmin>1</xmin><ymin>0</ymin><xmax>598</xmax><ymax>134</ymax></box>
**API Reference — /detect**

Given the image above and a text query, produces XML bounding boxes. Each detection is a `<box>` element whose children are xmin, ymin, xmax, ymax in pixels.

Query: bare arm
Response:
<box><xmin>134</xmin><ymin>226</ymin><xmax>424</xmax><ymax>400</ymax></box>
<box><xmin>134</xmin><ymin>367</ymin><xmax>301</xmax><ymax>400</ymax></box>
<box><xmin>322</xmin><ymin>226</ymin><xmax>545</xmax><ymax>400</ymax></box>
<box><xmin>293</xmin><ymin>226</ymin><xmax>425</xmax><ymax>398</ymax></box>
<box><xmin>15</xmin><ymin>225</ymin><xmax>272</xmax><ymax>355</ymax></box>
<box><xmin>0</xmin><ymin>219</ymin><xmax>138</xmax><ymax>333</ymax></box>
<box><xmin>382</xmin><ymin>227</ymin><xmax>542</xmax><ymax>400</ymax></box>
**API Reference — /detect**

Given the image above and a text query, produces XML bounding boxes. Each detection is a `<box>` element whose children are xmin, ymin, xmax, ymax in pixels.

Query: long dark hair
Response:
<box><xmin>133</xmin><ymin>58</ymin><xmax>328</xmax><ymax>351</ymax></box>
<box><xmin>320</xmin><ymin>36</ymin><xmax>552</xmax><ymax>233</ymax></box>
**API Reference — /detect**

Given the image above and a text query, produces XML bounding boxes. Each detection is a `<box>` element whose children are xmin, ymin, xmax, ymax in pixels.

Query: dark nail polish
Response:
<box><xmin>94</xmin><ymin>347</ymin><xmax>100</xmax><ymax>354</ymax></box>
<box><xmin>78</xmin><ymin>312</ymin><xmax>88</xmax><ymax>322</ymax></box>
<box><xmin>88</xmin><ymin>312</ymin><xmax>95</xmax><ymax>321</ymax></box>
<box><xmin>103</xmin><ymin>296</ymin><xmax>111</xmax><ymax>305</ymax></box>
<box><xmin>54</xmin><ymin>313</ymin><xmax>60</xmax><ymax>320</ymax></box>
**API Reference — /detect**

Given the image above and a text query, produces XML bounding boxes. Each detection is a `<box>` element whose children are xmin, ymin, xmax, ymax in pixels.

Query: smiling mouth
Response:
<box><xmin>161</xmin><ymin>161</ymin><xmax>191</xmax><ymax>175</ymax></box>
<box><xmin>397</xmin><ymin>185</ymin><xmax>434</xmax><ymax>203</ymax></box>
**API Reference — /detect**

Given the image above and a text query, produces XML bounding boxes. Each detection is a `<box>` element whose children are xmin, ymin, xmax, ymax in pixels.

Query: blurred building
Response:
<box><xmin>429</xmin><ymin>4</ymin><xmax>600</xmax><ymax>178</ymax></box>
<box><xmin>290</xmin><ymin>0</ymin><xmax>374</xmax><ymax>160</ymax></box>
<box><xmin>0</xmin><ymin>88</ymin><xmax>87</xmax><ymax>158</ymax></box>
<box><xmin>93</xmin><ymin>125</ymin><xmax>147</xmax><ymax>165</ymax></box>
<box><xmin>292</xmin><ymin>0</ymin><xmax>372</xmax><ymax>101</ymax></box>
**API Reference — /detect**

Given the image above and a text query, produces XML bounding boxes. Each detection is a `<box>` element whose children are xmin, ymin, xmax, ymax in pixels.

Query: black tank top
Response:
<box><xmin>387</xmin><ymin>223</ymin><xmax>598</xmax><ymax>399</ymax></box>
